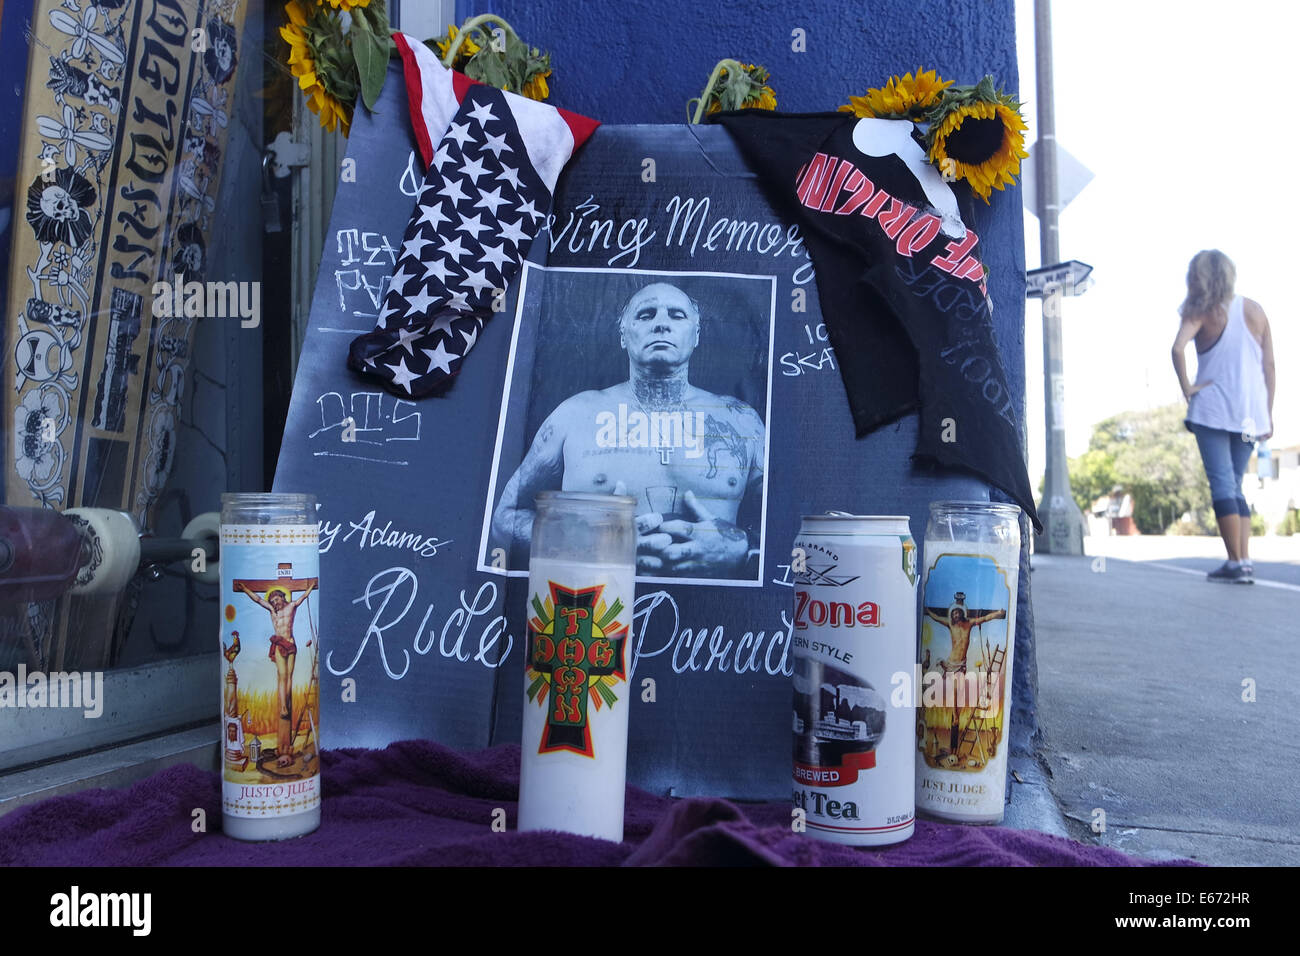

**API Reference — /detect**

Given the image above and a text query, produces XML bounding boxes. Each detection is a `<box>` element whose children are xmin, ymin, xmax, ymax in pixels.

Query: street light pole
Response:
<box><xmin>1034</xmin><ymin>0</ymin><xmax>1086</xmax><ymax>555</ymax></box>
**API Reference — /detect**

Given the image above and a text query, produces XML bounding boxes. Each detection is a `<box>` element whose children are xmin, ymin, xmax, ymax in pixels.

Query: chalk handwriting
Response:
<box><xmin>325</xmin><ymin>571</ymin><xmax>794</xmax><ymax>682</ymax></box>
<box><xmin>663</xmin><ymin>194</ymin><xmax>815</xmax><ymax>284</ymax></box>
<box><xmin>546</xmin><ymin>194</ymin><xmax>656</xmax><ymax>268</ymax></box>
<box><xmin>319</xmin><ymin>510</ymin><xmax>451</xmax><ymax>558</ymax></box>
<box><xmin>631</xmin><ymin>590</ymin><xmax>795</xmax><ymax>678</ymax></box>
<box><xmin>310</xmin><ymin>391</ymin><xmax>421</xmax><ymax>444</ymax></box>
<box><xmin>779</xmin><ymin>348</ymin><xmax>837</xmax><ymax>376</ymax></box>
<box><xmin>337</xmin><ymin>229</ymin><xmax>399</xmax><ymax>267</ymax></box>
<box><xmin>399</xmin><ymin>151</ymin><xmax>423</xmax><ymax>197</ymax></box>
<box><xmin>334</xmin><ymin>229</ymin><xmax>398</xmax><ymax>316</ymax></box>
<box><xmin>771</xmin><ymin>563</ymin><xmax>796</xmax><ymax>588</ymax></box>
<box><xmin>544</xmin><ymin>194</ymin><xmax>816</xmax><ymax>282</ymax></box>
<box><xmin>327</xmin><ymin>571</ymin><xmax>514</xmax><ymax>680</ymax></box>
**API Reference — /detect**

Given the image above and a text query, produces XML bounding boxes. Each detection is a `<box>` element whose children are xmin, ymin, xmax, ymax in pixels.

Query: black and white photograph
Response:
<box><xmin>792</xmin><ymin>658</ymin><xmax>888</xmax><ymax>768</ymax></box>
<box><xmin>479</xmin><ymin>266</ymin><xmax>776</xmax><ymax>585</ymax></box>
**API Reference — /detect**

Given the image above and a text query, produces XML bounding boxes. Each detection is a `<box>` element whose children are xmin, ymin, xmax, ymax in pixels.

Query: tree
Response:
<box><xmin>1067</xmin><ymin>403</ymin><xmax>1213</xmax><ymax>534</ymax></box>
<box><xmin>1066</xmin><ymin>448</ymin><xmax>1117</xmax><ymax>515</ymax></box>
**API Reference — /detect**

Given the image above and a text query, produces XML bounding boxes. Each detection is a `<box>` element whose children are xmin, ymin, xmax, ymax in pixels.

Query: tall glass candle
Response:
<box><xmin>219</xmin><ymin>493</ymin><xmax>322</xmax><ymax>841</ymax></box>
<box><xmin>915</xmin><ymin>501</ymin><xmax>1021</xmax><ymax>824</ymax></box>
<box><xmin>518</xmin><ymin>491</ymin><xmax>636</xmax><ymax>841</ymax></box>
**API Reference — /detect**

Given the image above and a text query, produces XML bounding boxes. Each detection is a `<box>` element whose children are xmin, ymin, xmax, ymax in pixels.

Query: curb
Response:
<box><xmin>1002</xmin><ymin>753</ymin><xmax>1071</xmax><ymax>838</ymax></box>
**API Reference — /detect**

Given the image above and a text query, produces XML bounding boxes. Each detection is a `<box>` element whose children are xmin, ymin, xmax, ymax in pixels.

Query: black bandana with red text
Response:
<box><xmin>712</xmin><ymin>111</ymin><xmax>1040</xmax><ymax>530</ymax></box>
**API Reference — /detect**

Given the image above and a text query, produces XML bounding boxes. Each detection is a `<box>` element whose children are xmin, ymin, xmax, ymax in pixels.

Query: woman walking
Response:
<box><xmin>1171</xmin><ymin>250</ymin><xmax>1276</xmax><ymax>583</ymax></box>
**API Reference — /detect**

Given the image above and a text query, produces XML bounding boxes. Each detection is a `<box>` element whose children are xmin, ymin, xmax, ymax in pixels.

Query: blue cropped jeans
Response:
<box><xmin>1188</xmin><ymin>422</ymin><xmax>1254</xmax><ymax>519</ymax></box>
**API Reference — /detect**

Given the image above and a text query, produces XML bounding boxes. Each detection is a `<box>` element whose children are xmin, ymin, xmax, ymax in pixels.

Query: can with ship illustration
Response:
<box><xmin>792</xmin><ymin>513</ymin><xmax>918</xmax><ymax>846</ymax></box>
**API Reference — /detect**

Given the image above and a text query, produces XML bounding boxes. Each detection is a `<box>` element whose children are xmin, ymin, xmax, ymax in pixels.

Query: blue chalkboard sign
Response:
<box><xmin>274</xmin><ymin>63</ymin><xmax>996</xmax><ymax>799</ymax></box>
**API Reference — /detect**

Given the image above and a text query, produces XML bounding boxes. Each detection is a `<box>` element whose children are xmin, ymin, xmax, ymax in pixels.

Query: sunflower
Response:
<box><xmin>319</xmin><ymin>0</ymin><xmax>371</xmax><ymax>8</ymax></box>
<box><xmin>521</xmin><ymin>66</ymin><xmax>551</xmax><ymax>101</ymax></box>
<box><xmin>752</xmin><ymin>83</ymin><xmax>778</xmax><ymax>111</ymax></box>
<box><xmin>704</xmin><ymin>63</ymin><xmax>776</xmax><ymax>114</ymax></box>
<box><xmin>925</xmin><ymin>76</ymin><xmax>1028</xmax><ymax>202</ymax></box>
<box><xmin>839</xmin><ymin>68</ymin><xmax>952</xmax><ymax>120</ymax></box>
<box><xmin>432</xmin><ymin>21</ymin><xmax>554</xmax><ymax>101</ymax></box>
<box><xmin>280</xmin><ymin>0</ymin><xmax>356</xmax><ymax>134</ymax></box>
<box><xmin>433</xmin><ymin>23</ymin><xmax>482</xmax><ymax>67</ymax></box>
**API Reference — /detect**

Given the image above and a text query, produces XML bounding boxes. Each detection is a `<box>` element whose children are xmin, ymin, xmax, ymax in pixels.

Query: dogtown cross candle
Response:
<box><xmin>219</xmin><ymin>493</ymin><xmax>322</xmax><ymax>841</ymax></box>
<box><xmin>518</xmin><ymin>492</ymin><xmax>636</xmax><ymax>841</ymax></box>
<box><xmin>916</xmin><ymin>500</ymin><xmax>1021</xmax><ymax>824</ymax></box>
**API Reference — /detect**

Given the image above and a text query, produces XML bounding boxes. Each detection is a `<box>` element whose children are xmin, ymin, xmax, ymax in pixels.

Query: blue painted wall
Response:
<box><xmin>459</xmin><ymin>0</ymin><xmax>1040</xmax><ymax>753</ymax></box>
<box><xmin>464</xmin><ymin>1</ymin><xmax>1019</xmax><ymax>124</ymax></box>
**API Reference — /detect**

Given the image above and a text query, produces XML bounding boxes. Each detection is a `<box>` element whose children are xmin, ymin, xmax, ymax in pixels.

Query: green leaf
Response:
<box><xmin>505</xmin><ymin>31</ymin><xmax>528</xmax><ymax>60</ymax></box>
<box><xmin>468</xmin><ymin>50</ymin><xmax>510</xmax><ymax>90</ymax></box>
<box><xmin>353</xmin><ymin>21</ymin><xmax>390</xmax><ymax>111</ymax></box>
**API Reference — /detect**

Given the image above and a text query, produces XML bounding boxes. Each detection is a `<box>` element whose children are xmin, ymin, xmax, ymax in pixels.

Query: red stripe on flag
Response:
<box><xmin>451</xmin><ymin>69</ymin><xmax>476</xmax><ymax>103</ymax></box>
<box><xmin>557</xmin><ymin>108</ymin><xmax>600</xmax><ymax>152</ymax></box>
<box><xmin>393</xmin><ymin>33</ymin><xmax>434</xmax><ymax>169</ymax></box>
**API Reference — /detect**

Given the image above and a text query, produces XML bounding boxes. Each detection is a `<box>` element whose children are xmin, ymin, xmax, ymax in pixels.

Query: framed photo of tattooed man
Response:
<box><xmin>479</xmin><ymin>266</ymin><xmax>776</xmax><ymax>586</ymax></box>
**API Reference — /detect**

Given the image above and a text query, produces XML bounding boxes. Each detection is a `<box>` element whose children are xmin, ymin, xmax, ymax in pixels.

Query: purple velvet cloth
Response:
<box><xmin>0</xmin><ymin>740</ymin><xmax>1184</xmax><ymax>866</ymax></box>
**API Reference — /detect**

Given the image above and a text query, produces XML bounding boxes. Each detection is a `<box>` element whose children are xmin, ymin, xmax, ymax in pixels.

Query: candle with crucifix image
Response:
<box><xmin>915</xmin><ymin>501</ymin><xmax>1021</xmax><ymax>824</ymax></box>
<box><xmin>519</xmin><ymin>492</ymin><xmax>637</xmax><ymax>841</ymax></box>
<box><xmin>219</xmin><ymin>493</ymin><xmax>322</xmax><ymax>841</ymax></box>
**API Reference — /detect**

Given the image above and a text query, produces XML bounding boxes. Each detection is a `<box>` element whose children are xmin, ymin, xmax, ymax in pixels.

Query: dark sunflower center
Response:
<box><xmin>944</xmin><ymin>116</ymin><xmax>1004</xmax><ymax>165</ymax></box>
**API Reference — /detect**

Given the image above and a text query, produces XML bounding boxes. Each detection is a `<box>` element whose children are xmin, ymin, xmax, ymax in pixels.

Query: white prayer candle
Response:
<box><xmin>518</xmin><ymin>493</ymin><xmax>636</xmax><ymax>842</ymax></box>
<box><xmin>219</xmin><ymin>493</ymin><xmax>322</xmax><ymax>842</ymax></box>
<box><xmin>915</xmin><ymin>501</ymin><xmax>1021</xmax><ymax>824</ymax></box>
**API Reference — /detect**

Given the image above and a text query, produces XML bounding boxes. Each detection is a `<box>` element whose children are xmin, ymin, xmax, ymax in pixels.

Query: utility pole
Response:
<box><xmin>1033</xmin><ymin>0</ymin><xmax>1086</xmax><ymax>555</ymax></box>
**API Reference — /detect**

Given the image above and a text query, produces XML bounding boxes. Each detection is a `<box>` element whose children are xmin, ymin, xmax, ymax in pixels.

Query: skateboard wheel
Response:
<box><xmin>182</xmin><ymin>511</ymin><xmax>221</xmax><ymax>584</ymax></box>
<box><xmin>65</xmin><ymin>508</ymin><xmax>141</xmax><ymax>596</ymax></box>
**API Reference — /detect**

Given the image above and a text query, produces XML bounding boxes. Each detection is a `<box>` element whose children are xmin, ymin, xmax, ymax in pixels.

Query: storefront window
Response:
<box><xmin>0</xmin><ymin>0</ymin><xmax>365</xmax><ymax>776</ymax></box>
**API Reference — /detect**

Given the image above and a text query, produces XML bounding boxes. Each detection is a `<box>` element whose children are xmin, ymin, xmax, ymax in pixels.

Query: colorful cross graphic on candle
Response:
<box><xmin>526</xmin><ymin>581</ymin><xmax>628</xmax><ymax>758</ymax></box>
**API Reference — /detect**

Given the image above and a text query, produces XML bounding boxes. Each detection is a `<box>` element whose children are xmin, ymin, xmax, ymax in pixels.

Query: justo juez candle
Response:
<box><xmin>219</xmin><ymin>493</ymin><xmax>322</xmax><ymax>841</ymax></box>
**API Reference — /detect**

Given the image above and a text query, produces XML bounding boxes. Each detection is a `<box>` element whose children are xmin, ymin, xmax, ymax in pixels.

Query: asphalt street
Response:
<box><xmin>1030</xmin><ymin>537</ymin><xmax>1300</xmax><ymax>866</ymax></box>
<box><xmin>1084</xmin><ymin>534</ymin><xmax>1300</xmax><ymax>587</ymax></box>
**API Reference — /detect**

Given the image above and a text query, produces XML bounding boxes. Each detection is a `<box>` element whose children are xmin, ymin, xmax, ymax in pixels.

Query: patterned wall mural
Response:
<box><xmin>5</xmin><ymin>0</ymin><xmax>249</xmax><ymax>667</ymax></box>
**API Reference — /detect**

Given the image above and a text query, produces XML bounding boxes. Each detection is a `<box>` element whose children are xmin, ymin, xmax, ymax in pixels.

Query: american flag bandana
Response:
<box><xmin>348</xmin><ymin>34</ymin><xmax>598</xmax><ymax>396</ymax></box>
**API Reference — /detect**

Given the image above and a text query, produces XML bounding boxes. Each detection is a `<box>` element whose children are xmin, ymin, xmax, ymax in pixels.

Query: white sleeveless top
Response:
<box><xmin>1185</xmin><ymin>296</ymin><xmax>1271</xmax><ymax>437</ymax></box>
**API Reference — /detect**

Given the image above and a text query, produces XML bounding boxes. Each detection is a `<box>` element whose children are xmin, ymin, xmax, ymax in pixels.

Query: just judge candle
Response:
<box><xmin>915</xmin><ymin>501</ymin><xmax>1021</xmax><ymax>824</ymax></box>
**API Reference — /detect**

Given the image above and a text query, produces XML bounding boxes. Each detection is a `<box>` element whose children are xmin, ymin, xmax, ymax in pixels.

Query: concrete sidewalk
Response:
<box><xmin>1030</xmin><ymin>548</ymin><xmax>1300</xmax><ymax>865</ymax></box>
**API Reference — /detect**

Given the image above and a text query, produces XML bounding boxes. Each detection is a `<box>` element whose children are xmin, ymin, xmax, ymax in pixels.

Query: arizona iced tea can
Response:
<box><xmin>792</xmin><ymin>513</ymin><xmax>918</xmax><ymax>846</ymax></box>
<box><xmin>916</xmin><ymin>501</ymin><xmax>1021</xmax><ymax>824</ymax></box>
<box><xmin>519</xmin><ymin>491</ymin><xmax>637</xmax><ymax>841</ymax></box>
<box><xmin>219</xmin><ymin>493</ymin><xmax>321</xmax><ymax>841</ymax></box>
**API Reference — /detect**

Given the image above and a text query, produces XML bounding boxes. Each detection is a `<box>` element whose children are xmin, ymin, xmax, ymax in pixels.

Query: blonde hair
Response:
<box><xmin>1179</xmin><ymin>250</ymin><xmax>1236</xmax><ymax>319</ymax></box>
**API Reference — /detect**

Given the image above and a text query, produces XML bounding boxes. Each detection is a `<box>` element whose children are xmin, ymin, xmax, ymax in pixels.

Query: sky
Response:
<box><xmin>1013</xmin><ymin>0</ymin><xmax>1297</xmax><ymax>486</ymax></box>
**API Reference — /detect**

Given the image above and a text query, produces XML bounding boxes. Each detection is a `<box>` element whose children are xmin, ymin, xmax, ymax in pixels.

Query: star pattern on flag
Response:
<box><xmin>346</xmin><ymin>54</ymin><xmax>597</xmax><ymax>400</ymax></box>
<box><xmin>349</xmin><ymin>87</ymin><xmax>550</xmax><ymax>395</ymax></box>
